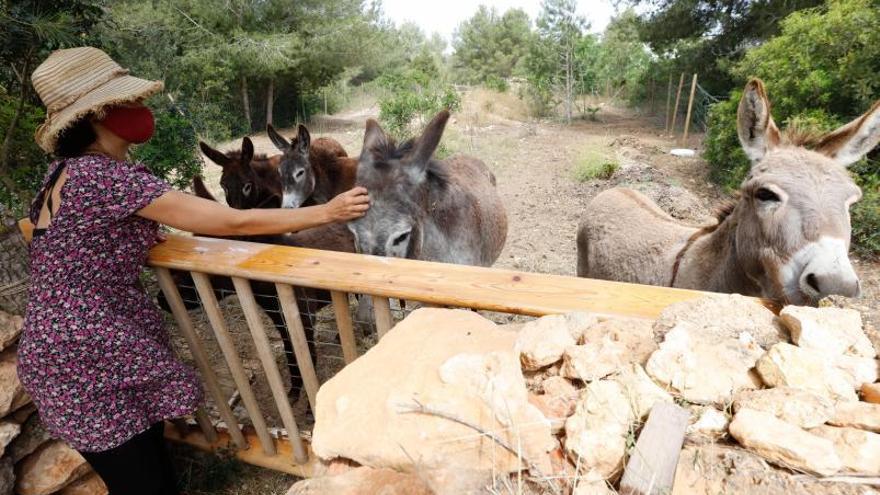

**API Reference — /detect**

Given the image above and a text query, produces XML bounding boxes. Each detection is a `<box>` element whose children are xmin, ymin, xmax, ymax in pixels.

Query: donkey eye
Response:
<box><xmin>295</xmin><ymin>170</ymin><xmax>305</xmax><ymax>180</ymax></box>
<box><xmin>242</xmin><ymin>183</ymin><xmax>253</xmax><ymax>196</ymax></box>
<box><xmin>755</xmin><ymin>188</ymin><xmax>780</xmax><ymax>202</ymax></box>
<box><xmin>392</xmin><ymin>231</ymin><xmax>410</xmax><ymax>246</ymax></box>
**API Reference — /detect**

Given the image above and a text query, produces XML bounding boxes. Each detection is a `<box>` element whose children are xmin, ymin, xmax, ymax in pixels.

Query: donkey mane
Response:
<box><xmin>781</xmin><ymin>124</ymin><xmax>825</xmax><ymax>148</ymax></box>
<box><xmin>222</xmin><ymin>149</ymin><xmax>274</xmax><ymax>162</ymax></box>
<box><xmin>368</xmin><ymin>137</ymin><xmax>450</xmax><ymax>189</ymax></box>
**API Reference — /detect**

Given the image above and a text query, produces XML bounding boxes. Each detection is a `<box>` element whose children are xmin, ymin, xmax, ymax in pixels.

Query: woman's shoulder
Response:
<box><xmin>66</xmin><ymin>155</ymin><xmax>151</xmax><ymax>178</ymax></box>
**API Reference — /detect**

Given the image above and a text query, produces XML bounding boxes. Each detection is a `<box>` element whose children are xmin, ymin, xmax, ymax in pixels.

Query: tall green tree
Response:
<box><xmin>626</xmin><ymin>0</ymin><xmax>823</xmax><ymax>94</ymax></box>
<box><xmin>528</xmin><ymin>0</ymin><xmax>587</xmax><ymax>123</ymax></box>
<box><xmin>452</xmin><ymin>6</ymin><xmax>531</xmax><ymax>88</ymax></box>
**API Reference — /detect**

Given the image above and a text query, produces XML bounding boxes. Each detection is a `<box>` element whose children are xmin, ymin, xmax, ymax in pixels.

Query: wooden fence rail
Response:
<box><xmin>17</xmin><ymin>223</ymin><xmax>777</xmax><ymax>476</ymax></box>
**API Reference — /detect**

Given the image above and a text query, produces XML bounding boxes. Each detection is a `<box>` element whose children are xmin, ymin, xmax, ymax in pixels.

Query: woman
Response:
<box><xmin>20</xmin><ymin>47</ymin><xmax>369</xmax><ymax>494</ymax></box>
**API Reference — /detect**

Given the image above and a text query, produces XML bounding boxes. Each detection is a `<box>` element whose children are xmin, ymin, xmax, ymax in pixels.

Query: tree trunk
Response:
<box><xmin>0</xmin><ymin>57</ymin><xmax>31</xmax><ymax>202</ymax></box>
<box><xmin>266</xmin><ymin>78</ymin><xmax>275</xmax><ymax>128</ymax></box>
<box><xmin>0</xmin><ymin>221</ymin><xmax>30</xmax><ymax>316</ymax></box>
<box><xmin>564</xmin><ymin>48</ymin><xmax>573</xmax><ymax>125</ymax></box>
<box><xmin>241</xmin><ymin>76</ymin><xmax>252</xmax><ymax>132</ymax></box>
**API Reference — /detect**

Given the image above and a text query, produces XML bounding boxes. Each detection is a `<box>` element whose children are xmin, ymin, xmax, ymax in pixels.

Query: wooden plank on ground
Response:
<box><xmin>619</xmin><ymin>402</ymin><xmax>690</xmax><ymax>495</ymax></box>
<box><xmin>147</xmin><ymin>234</ymin><xmax>780</xmax><ymax>320</ymax></box>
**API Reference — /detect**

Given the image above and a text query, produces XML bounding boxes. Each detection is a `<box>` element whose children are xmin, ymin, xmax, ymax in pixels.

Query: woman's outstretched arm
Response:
<box><xmin>137</xmin><ymin>187</ymin><xmax>369</xmax><ymax>236</ymax></box>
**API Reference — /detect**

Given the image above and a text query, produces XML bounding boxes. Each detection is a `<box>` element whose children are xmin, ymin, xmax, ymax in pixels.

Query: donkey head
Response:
<box><xmin>199</xmin><ymin>137</ymin><xmax>281</xmax><ymax>209</ymax></box>
<box><xmin>734</xmin><ymin>79</ymin><xmax>878</xmax><ymax>305</ymax></box>
<box><xmin>347</xmin><ymin>110</ymin><xmax>451</xmax><ymax>258</ymax></box>
<box><xmin>268</xmin><ymin>124</ymin><xmax>314</xmax><ymax>209</ymax></box>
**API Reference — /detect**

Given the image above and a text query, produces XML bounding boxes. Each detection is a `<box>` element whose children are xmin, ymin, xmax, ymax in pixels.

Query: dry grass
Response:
<box><xmin>460</xmin><ymin>87</ymin><xmax>532</xmax><ymax>126</ymax></box>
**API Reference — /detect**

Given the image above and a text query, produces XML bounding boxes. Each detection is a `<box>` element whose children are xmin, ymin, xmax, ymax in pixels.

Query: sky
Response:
<box><xmin>379</xmin><ymin>0</ymin><xmax>619</xmax><ymax>48</ymax></box>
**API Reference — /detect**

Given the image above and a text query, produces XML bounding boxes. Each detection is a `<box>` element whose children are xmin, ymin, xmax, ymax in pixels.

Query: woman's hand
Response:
<box><xmin>323</xmin><ymin>187</ymin><xmax>370</xmax><ymax>222</ymax></box>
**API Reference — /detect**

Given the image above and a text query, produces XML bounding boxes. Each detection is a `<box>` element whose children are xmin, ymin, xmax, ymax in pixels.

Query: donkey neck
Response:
<box><xmin>677</xmin><ymin>202</ymin><xmax>761</xmax><ymax>296</ymax></box>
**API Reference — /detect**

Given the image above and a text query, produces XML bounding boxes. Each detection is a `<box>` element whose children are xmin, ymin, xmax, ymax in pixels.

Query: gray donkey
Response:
<box><xmin>577</xmin><ymin>79</ymin><xmax>878</xmax><ymax>306</ymax></box>
<box><xmin>348</xmin><ymin>110</ymin><xmax>508</xmax><ymax>267</ymax></box>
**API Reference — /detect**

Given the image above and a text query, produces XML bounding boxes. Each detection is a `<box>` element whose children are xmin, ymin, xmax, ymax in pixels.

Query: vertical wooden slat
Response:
<box><xmin>372</xmin><ymin>295</ymin><xmax>394</xmax><ymax>339</ymax></box>
<box><xmin>665</xmin><ymin>73</ymin><xmax>673</xmax><ymax>132</ymax></box>
<box><xmin>194</xmin><ymin>409</ymin><xmax>218</xmax><ymax>443</ymax></box>
<box><xmin>155</xmin><ymin>268</ymin><xmax>245</xmax><ymax>448</ymax></box>
<box><xmin>274</xmin><ymin>283</ymin><xmax>320</xmax><ymax>412</ymax></box>
<box><xmin>231</xmin><ymin>277</ymin><xmax>309</xmax><ymax>464</ymax></box>
<box><xmin>330</xmin><ymin>291</ymin><xmax>358</xmax><ymax>364</ymax></box>
<box><xmin>191</xmin><ymin>272</ymin><xmax>276</xmax><ymax>455</ymax></box>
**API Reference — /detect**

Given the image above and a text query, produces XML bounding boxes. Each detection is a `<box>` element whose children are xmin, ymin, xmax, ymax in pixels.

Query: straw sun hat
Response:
<box><xmin>31</xmin><ymin>46</ymin><xmax>164</xmax><ymax>154</ymax></box>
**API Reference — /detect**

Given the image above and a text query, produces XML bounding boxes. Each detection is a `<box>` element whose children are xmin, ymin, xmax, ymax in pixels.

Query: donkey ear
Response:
<box><xmin>737</xmin><ymin>79</ymin><xmax>781</xmax><ymax>162</ymax></box>
<box><xmin>241</xmin><ymin>137</ymin><xmax>255</xmax><ymax>165</ymax></box>
<box><xmin>814</xmin><ymin>100</ymin><xmax>880</xmax><ymax>167</ymax></box>
<box><xmin>199</xmin><ymin>141</ymin><xmax>231</xmax><ymax>167</ymax></box>
<box><xmin>360</xmin><ymin>119</ymin><xmax>389</xmax><ymax>159</ymax></box>
<box><xmin>296</xmin><ymin>124</ymin><xmax>311</xmax><ymax>152</ymax></box>
<box><xmin>191</xmin><ymin>175</ymin><xmax>218</xmax><ymax>202</ymax></box>
<box><xmin>267</xmin><ymin>124</ymin><xmax>290</xmax><ymax>152</ymax></box>
<box><xmin>410</xmin><ymin>110</ymin><xmax>450</xmax><ymax>169</ymax></box>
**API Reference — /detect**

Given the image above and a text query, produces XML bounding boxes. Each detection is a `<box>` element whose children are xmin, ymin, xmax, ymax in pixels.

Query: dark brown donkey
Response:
<box><xmin>267</xmin><ymin>124</ymin><xmax>357</xmax><ymax>209</ymax></box>
<box><xmin>160</xmin><ymin>137</ymin><xmax>353</xmax><ymax>398</ymax></box>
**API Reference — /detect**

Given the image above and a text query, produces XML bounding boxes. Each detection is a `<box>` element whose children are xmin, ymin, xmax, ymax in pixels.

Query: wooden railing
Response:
<box><xmin>17</xmin><ymin>223</ymin><xmax>777</xmax><ymax>476</ymax></box>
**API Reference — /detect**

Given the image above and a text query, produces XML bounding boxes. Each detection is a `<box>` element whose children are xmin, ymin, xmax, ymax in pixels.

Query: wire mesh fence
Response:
<box><xmin>157</xmin><ymin>271</ymin><xmax>530</xmax><ymax>434</ymax></box>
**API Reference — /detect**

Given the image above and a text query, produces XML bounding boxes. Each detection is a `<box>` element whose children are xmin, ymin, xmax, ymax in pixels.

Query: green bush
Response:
<box><xmin>377</xmin><ymin>69</ymin><xmax>461</xmax><ymax>138</ymax></box>
<box><xmin>131</xmin><ymin>98</ymin><xmax>201</xmax><ymax>190</ymax></box>
<box><xmin>573</xmin><ymin>149</ymin><xmax>619</xmax><ymax>182</ymax></box>
<box><xmin>703</xmin><ymin>0</ymin><xmax>880</xmax><ymax>255</ymax></box>
<box><xmin>0</xmin><ymin>89</ymin><xmax>48</xmax><ymax>216</ymax></box>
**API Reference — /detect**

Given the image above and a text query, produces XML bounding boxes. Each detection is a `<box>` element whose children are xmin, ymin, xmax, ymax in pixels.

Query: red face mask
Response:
<box><xmin>99</xmin><ymin>105</ymin><xmax>155</xmax><ymax>144</ymax></box>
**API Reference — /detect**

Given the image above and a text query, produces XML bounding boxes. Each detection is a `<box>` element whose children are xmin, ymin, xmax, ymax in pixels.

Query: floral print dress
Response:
<box><xmin>19</xmin><ymin>154</ymin><xmax>203</xmax><ymax>452</ymax></box>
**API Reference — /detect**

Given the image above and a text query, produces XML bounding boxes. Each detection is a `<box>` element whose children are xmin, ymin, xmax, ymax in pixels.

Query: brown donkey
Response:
<box><xmin>199</xmin><ymin>137</ymin><xmax>282</xmax><ymax>209</ymax></box>
<box><xmin>267</xmin><ymin>124</ymin><xmax>356</xmax><ymax>209</ymax></box>
<box><xmin>577</xmin><ymin>79</ymin><xmax>878</xmax><ymax>306</ymax></box>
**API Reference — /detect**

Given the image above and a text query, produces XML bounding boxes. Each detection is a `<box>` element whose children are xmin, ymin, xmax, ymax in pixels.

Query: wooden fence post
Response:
<box><xmin>669</xmin><ymin>73</ymin><xmax>685</xmax><ymax>135</ymax></box>
<box><xmin>372</xmin><ymin>296</ymin><xmax>394</xmax><ymax>339</ymax></box>
<box><xmin>682</xmin><ymin>73</ymin><xmax>699</xmax><ymax>146</ymax></box>
<box><xmin>665</xmin><ymin>74</ymin><xmax>673</xmax><ymax>132</ymax></box>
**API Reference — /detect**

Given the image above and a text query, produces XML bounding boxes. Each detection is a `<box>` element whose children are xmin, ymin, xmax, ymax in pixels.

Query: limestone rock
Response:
<box><xmin>286</xmin><ymin>467</ymin><xmax>432</xmax><ymax>495</ymax></box>
<box><xmin>756</xmin><ymin>343</ymin><xmax>857</xmax><ymax>402</ymax></box>
<box><xmin>563</xmin><ymin>380</ymin><xmax>633</xmax><ymax>480</ymax></box>
<box><xmin>646</xmin><ymin>322</ymin><xmax>763</xmax><ymax>405</ymax></box>
<box><xmin>312</xmin><ymin>309</ymin><xmax>554</xmax><ymax>474</ymax></box>
<box><xmin>781</xmin><ymin>306</ymin><xmax>874</xmax><ymax>358</ymax></box>
<box><xmin>0</xmin><ymin>311</ymin><xmax>22</xmax><ymax>353</ymax></box>
<box><xmin>687</xmin><ymin>407</ymin><xmax>729</xmax><ymax>440</ymax></box>
<box><xmin>572</xmin><ymin>481</ymin><xmax>615</xmax><ymax>495</ymax></box>
<box><xmin>653</xmin><ymin>294</ymin><xmax>785</xmax><ymax>348</ymax></box>
<box><xmin>674</xmin><ymin>444</ymin><xmax>867</xmax><ymax>495</ymax></box>
<box><xmin>811</xmin><ymin>425</ymin><xmax>880</xmax><ymax>474</ymax></box>
<box><xmin>613</xmin><ymin>363</ymin><xmax>673</xmax><ymax>420</ymax></box>
<box><xmin>0</xmin><ymin>348</ymin><xmax>28</xmax><ymax>417</ymax></box>
<box><xmin>580</xmin><ymin>318</ymin><xmax>657</xmax><ymax>365</ymax></box>
<box><xmin>10</xmin><ymin>414</ymin><xmax>52</xmax><ymax>463</ymax></box>
<box><xmin>733</xmin><ymin>387</ymin><xmax>835</xmax><ymax>428</ymax></box>
<box><xmin>516</xmin><ymin>313</ymin><xmax>598</xmax><ymax>370</ymax></box>
<box><xmin>560</xmin><ymin>337</ymin><xmax>626</xmax><ymax>382</ymax></box>
<box><xmin>833</xmin><ymin>354</ymin><xmax>880</xmax><ymax>388</ymax></box>
<box><xmin>729</xmin><ymin>408</ymin><xmax>842</xmax><ymax>476</ymax></box>
<box><xmin>542</xmin><ymin>376</ymin><xmax>579</xmax><ymax>398</ymax></box>
<box><xmin>863</xmin><ymin>383</ymin><xmax>880</xmax><ymax>404</ymax></box>
<box><xmin>0</xmin><ymin>421</ymin><xmax>20</xmax><ymax>458</ymax></box>
<box><xmin>829</xmin><ymin>401</ymin><xmax>880</xmax><ymax>433</ymax></box>
<box><xmin>15</xmin><ymin>440</ymin><xmax>90</xmax><ymax>495</ymax></box>
<box><xmin>59</xmin><ymin>473</ymin><xmax>108</xmax><ymax>495</ymax></box>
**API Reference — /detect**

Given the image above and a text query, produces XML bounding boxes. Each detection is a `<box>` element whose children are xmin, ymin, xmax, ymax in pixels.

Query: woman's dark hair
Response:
<box><xmin>54</xmin><ymin>117</ymin><xmax>96</xmax><ymax>158</ymax></box>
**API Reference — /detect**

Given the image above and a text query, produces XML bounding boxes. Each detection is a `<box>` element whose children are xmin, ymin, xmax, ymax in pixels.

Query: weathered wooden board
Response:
<box><xmin>620</xmin><ymin>402</ymin><xmax>691</xmax><ymax>495</ymax></box>
<box><xmin>147</xmin><ymin>234</ymin><xmax>779</xmax><ymax>319</ymax></box>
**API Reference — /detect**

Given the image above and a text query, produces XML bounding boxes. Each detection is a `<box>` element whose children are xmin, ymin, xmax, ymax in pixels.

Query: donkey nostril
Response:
<box><xmin>805</xmin><ymin>273</ymin><xmax>821</xmax><ymax>293</ymax></box>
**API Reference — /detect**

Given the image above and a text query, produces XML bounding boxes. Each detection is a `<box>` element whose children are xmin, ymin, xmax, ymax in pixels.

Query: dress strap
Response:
<box><xmin>32</xmin><ymin>161</ymin><xmax>67</xmax><ymax>239</ymax></box>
